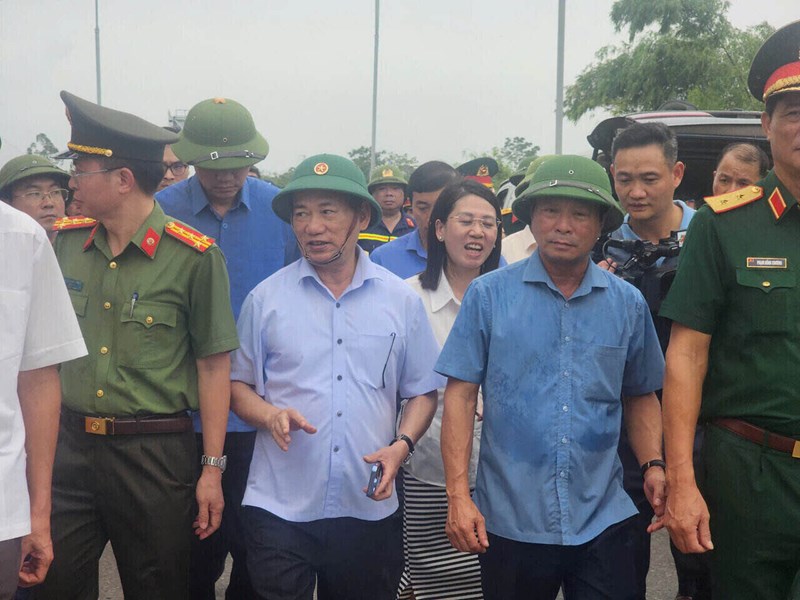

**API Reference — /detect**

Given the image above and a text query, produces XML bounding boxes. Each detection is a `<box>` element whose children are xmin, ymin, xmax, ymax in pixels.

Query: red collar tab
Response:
<box><xmin>767</xmin><ymin>188</ymin><xmax>788</xmax><ymax>221</ymax></box>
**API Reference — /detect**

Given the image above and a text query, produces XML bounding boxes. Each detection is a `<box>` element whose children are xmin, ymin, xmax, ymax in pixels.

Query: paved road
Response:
<box><xmin>98</xmin><ymin>528</ymin><xmax>681</xmax><ymax>599</ymax></box>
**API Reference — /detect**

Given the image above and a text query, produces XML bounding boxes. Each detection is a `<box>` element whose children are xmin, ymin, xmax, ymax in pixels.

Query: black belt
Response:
<box><xmin>62</xmin><ymin>408</ymin><xmax>192</xmax><ymax>436</ymax></box>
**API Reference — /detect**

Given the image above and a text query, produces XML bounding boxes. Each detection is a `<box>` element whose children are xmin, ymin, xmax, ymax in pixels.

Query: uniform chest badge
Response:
<box><xmin>746</xmin><ymin>257</ymin><xmax>788</xmax><ymax>269</ymax></box>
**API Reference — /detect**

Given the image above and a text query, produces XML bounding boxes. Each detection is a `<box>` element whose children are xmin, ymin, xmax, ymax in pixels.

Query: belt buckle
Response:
<box><xmin>85</xmin><ymin>417</ymin><xmax>113</xmax><ymax>435</ymax></box>
<box><xmin>793</xmin><ymin>440</ymin><xmax>800</xmax><ymax>459</ymax></box>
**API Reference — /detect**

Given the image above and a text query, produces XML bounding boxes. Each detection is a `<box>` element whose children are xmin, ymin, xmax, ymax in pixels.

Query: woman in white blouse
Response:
<box><xmin>398</xmin><ymin>179</ymin><xmax>502</xmax><ymax>600</ymax></box>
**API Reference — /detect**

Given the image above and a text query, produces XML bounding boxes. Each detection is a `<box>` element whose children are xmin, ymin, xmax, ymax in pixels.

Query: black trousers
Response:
<box><xmin>479</xmin><ymin>517</ymin><xmax>639</xmax><ymax>600</ymax></box>
<box><xmin>190</xmin><ymin>431</ymin><xmax>257</xmax><ymax>600</ymax></box>
<box><xmin>243</xmin><ymin>506</ymin><xmax>403</xmax><ymax>600</ymax></box>
<box><xmin>33</xmin><ymin>416</ymin><xmax>196</xmax><ymax>600</ymax></box>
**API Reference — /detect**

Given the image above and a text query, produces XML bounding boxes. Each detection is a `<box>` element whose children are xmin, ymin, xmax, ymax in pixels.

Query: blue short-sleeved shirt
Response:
<box><xmin>435</xmin><ymin>251</ymin><xmax>664</xmax><ymax>545</ymax></box>
<box><xmin>232</xmin><ymin>248</ymin><xmax>444</xmax><ymax>522</ymax></box>
<box><xmin>157</xmin><ymin>176</ymin><xmax>299</xmax><ymax>432</ymax></box>
<box><xmin>369</xmin><ymin>229</ymin><xmax>427</xmax><ymax>279</ymax></box>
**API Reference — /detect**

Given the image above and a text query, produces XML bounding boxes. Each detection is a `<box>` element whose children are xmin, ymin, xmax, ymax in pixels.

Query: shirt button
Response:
<box><xmin>222</xmin><ymin>223</ymin><xmax>229</xmax><ymax>229</ymax></box>
<box><xmin>337</xmin><ymin>339</ymin><xmax>342</xmax><ymax>345</ymax></box>
<box><xmin>109</xmin><ymin>261</ymin><xmax>117</xmax><ymax>269</ymax></box>
<box><xmin>336</xmin><ymin>302</ymin><xmax>341</xmax><ymax>308</ymax></box>
<box><xmin>145</xmin><ymin>316</ymin><xmax>154</xmax><ymax>325</ymax></box>
<box><xmin>337</xmin><ymin>410</ymin><xmax>342</xmax><ymax>417</ymax></box>
<box><xmin>562</xmin><ymin>404</ymin><xmax>568</xmax><ymax>412</ymax></box>
<box><xmin>337</xmin><ymin>375</ymin><xmax>342</xmax><ymax>381</ymax></box>
<box><xmin>100</xmin><ymin>346</ymin><xmax>109</xmax><ymax>355</ymax></box>
<box><xmin>333</xmin><ymin>446</ymin><xmax>340</xmax><ymax>453</ymax></box>
<box><xmin>564</xmin><ymin>336</ymin><xmax>571</xmax><ymax>342</ymax></box>
<box><xmin>103</xmin><ymin>302</ymin><xmax>112</xmax><ymax>310</ymax></box>
<box><xmin>561</xmin><ymin>436</ymin><xmax>568</xmax><ymax>444</ymax></box>
<box><xmin>563</xmin><ymin>303</ymin><xmax>569</xmax><ymax>308</ymax></box>
<box><xmin>559</xmin><ymin>470</ymin><xmax>566</xmax><ymax>478</ymax></box>
<box><xmin>96</xmin><ymin>389</ymin><xmax>104</xmax><ymax>398</ymax></box>
<box><xmin>562</xmin><ymin>370</ymin><xmax>569</xmax><ymax>377</ymax></box>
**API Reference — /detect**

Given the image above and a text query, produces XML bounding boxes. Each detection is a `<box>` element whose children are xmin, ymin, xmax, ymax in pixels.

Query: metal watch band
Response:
<box><xmin>201</xmin><ymin>454</ymin><xmax>227</xmax><ymax>473</ymax></box>
<box><xmin>391</xmin><ymin>434</ymin><xmax>415</xmax><ymax>465</ymax></box>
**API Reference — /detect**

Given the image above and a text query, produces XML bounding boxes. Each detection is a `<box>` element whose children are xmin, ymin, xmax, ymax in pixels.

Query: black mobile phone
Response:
<box><xmin>366</xmin><ymin>463</ymin><xmax>383</xmax><ymax>497</ymax></box>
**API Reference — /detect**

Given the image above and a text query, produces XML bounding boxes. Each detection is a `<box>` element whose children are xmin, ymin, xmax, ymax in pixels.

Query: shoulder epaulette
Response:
<box><xmin>164</xmin><ymin>221</ymin><xmax>215</xmax><ymax>253</ymax></box>
<box><xmin>704</xmin><ymin>186</ymin><xmax>763</xmax><ymax>214</ymax></box>
<box><xmin>53</xmin><ymin>216</ymin><xmax>97</xmax><ymax>231</ymax></box>
<box><xmin>405</xmin><ymin>217</ymin><xmax>415</xmax><ymax>228</ymax></box>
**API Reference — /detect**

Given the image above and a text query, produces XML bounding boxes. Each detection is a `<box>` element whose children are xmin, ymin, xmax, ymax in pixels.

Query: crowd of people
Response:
<box><xmin>1</xmin><ymin>18</ymin><xmax>799</xmax><ymax>600</ymax></box>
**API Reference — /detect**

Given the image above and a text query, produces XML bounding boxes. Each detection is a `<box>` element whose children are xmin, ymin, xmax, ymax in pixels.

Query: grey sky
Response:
<box><xmin>0</xmin><ymin>1</ymin><xmax>796</xmax><ymax>173</ymax></box>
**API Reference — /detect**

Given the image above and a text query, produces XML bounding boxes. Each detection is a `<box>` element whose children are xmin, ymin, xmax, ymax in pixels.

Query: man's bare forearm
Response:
<box><xmin>441</xmin><ymin>378</ymin><xmax>480</xmax><ymax>499</ymax></box>
<box><xmin>196</xmin><ymin>353</ymin><xmax>231</xmax><ymax>458</ymax></box>
<box><xmin>398</xmin><ymin>390</ymin><xmax>437</xmax><ymax>444</ymax></box>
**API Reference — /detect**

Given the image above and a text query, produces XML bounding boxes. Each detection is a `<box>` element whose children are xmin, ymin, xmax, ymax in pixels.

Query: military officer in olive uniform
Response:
<box><xmin>659</xmin><ymin>20</ymin><xmax>800</xmax><ymax>599</ymax></box>
<box><xmin>34</xmin><ymin>92</ymin><xmax>238</xmax><ymax>600</ymax></box>
<box><xmin>357</xmin><ymin>164</ymin><xmax>415</xmax><ymax>254</ymax></box>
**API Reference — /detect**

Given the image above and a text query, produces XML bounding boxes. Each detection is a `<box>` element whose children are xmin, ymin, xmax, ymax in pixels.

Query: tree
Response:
<box><xmin>564</xmin><ymin>0</ymin><xmax>773</xmax><ymax>121</ymax></box>
<box><xmin>26</xmin><ymin>133</ymin><xmax>60</xmax><ymax>158</ymax></box>
<box><xmin>347</xmin><ymin>146</ymin><xmax>418</xmax><ymax>181</ymax></box>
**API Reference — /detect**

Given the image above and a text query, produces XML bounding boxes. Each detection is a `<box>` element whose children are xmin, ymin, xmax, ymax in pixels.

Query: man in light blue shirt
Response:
<box><xmin>155</xmin><ymin>97</ymin><xmax>297</xmax><ymax>600</ymax></box>
<box><xmin>438</xmin><ymin>155</ymin><xmax>665</xmax><ymax>600</ymax></box>
<box><xmin>231</xmin><ymin>154</ymin><xmax>440</xmax><ymax>600</ymax></box>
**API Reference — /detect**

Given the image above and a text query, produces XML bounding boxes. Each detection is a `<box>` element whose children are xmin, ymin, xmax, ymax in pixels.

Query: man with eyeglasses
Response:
<box><xmin>156</xmin><ymin>97</ymin><xmax>297</xmax><ymax>600</ymax></box>
<box><xmin>438</xmin><ymin>155</ymin><xmax>665</xmax><ymax>600</ymax></box>
<box><xmin>34</xmin><ymin>91</ymin><xmax>239</xmax><ymax>600</ymax></box>
<box><xmin>0</xmin><ymin>155</ymin><xmax>70</xmax><ymax>243</ymax></box>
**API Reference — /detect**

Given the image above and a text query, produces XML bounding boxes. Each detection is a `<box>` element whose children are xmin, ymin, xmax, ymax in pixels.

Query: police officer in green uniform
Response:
<box><xmin>33</xmin><ymin>92</ymin><xmax>238</xmax><ymax>600</ymax></box>
<box><xmin>358</xmin><ymin>164</ymin><xmax>415</xmax><ymax>253</ymax></box>
<box><xmin>659</xmin><ymin>20</ymin><xmax>800</xmax><ymax>600</ymax></box>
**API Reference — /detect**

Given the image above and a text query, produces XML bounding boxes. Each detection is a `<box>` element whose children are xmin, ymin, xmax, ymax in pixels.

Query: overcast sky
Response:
<box><xmin>0</xmin><ymin>1</ymin><xmax>796</xmax><ymax>173</ymax></box>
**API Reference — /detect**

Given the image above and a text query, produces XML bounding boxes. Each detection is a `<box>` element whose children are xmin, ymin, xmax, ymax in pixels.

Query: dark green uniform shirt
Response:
<box><xmin>660</xmin><ymin>171</ymin><xmax>800</xmax><ymax>437</ymax></box>
<box><xmin>56</xmin><ymin>203</ymin><xmax>239</xmax><ymax>416</ymax></box>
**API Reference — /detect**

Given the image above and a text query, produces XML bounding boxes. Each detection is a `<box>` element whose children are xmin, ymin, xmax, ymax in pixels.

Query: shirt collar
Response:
<box><xmin>84</xmin><ymin>202</ymin><xmax>166</xmax><ymax>260</ymax></box>
<box><xmin>189</xmin><ymin>175</ymin><xmax>251</xmax><ymax>216</ymax></box>
<box><xmin>522</xmin><ymin>249</ymin><xmax>608</xmax><ymax>298</ymax></box>
<box><xmin>763</xmin><ymin>170</ymin><xmax>799</xmax><ymax>223</ymax></box>
<box><xmin>408</xmin><ymin>229</ymin><xmax>427</xmax><ymax>258</ymax></box>
<box><xmin>430</xmin><ymin>269</ymin><xmax>460</xmax><ymax>313</ymax></box>
<box><xmin>297</xmin><ymin>246</ymin><xmax>384</xmax><ymax>297</ymax></box>
<box><xmin>619</xmin><ymin>199</ymin><xmax>695</xmax><ymax>239</ymax></box>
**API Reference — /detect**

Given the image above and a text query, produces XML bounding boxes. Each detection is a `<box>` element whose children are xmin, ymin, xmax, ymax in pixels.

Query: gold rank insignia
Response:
<box><xmin>382</xmin><ymin>168</ymin><xmax>393</xmax><ymax>177</ymax></box>
<box><xmin>53</xmin><ymin>216</ymin><xmax>98</xmax><ymax>231</ymax></box>
<box><xmin>164</xmin><ymin>221</ymin><xmax>215</xmax><ymax>253</ymax></box>
<box><xmin>704</xmin><ymin>185</ymin><xmax>763</xmax><ymax>214</ymax></box>
<box><xmin>477</xmin><ymin>165</ymin><xmax>489</xmax><ymax>177</ymax></box>
<box><xmin>314</xmin><ymin>162</ymin><xmax>329</xmax><ymax>175</ymax></box>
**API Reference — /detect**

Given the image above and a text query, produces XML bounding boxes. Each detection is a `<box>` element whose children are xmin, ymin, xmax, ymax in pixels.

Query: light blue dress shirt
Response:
<box><xmin>157</xmin><ymin>176</ymin><xmax>299</xmax><ymax>432</ymax></box>
<box><xmin>232</xmin><ymin>248</ymin><xmax>444</xmax><ymax>522</ymax></box>
<box><xmin>369</xmin><ymin>229</ymin><xmax>427</xmax><ymax>279</ymax></box>
<box><xmin>435</xmin><ymin>251</ymin><xmax>664</xmax><ymax>546</ymax></box>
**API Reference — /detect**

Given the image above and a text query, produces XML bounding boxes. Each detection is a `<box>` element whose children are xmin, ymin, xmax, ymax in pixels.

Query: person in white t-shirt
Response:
<box><xmin>0</xmin><ymin>202</ymin><xmax>86</xmax><ymax>599</ymax></box>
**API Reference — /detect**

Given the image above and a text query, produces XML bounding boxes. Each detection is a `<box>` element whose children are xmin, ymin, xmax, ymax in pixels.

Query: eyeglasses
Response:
<box><xmin>69</xmin><ymin>166</ymin><xmax>124</xmax><ymax>179</ymax></box>
<box><xmin>14</xmin><ymin>188</ymin><xmax>70</xmax><ymax>202</ymax></box>
<box><xmin>163</xmin><ymin>162</ymin><xmax>188</xmax><ymax>176</ymax></box>
<box><xmin>448</xmin><ymin>213</ymin><xmax>501</xmax><ymax>231</ymax></box>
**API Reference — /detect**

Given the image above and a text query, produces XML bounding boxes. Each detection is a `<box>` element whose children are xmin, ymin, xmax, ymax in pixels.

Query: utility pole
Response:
<box><xmin>370</xmin><ymin>0</ymin><xmax>380</xmax><ymax>173</ymax></box>
<box><xmin>555</xmin><ymin>0</ymin><xmax>566</xmax><ymax>155</ymax></box>
<box><xmin>95</xmin><ymin>0</ymin><xmax>102</xmax><ymax>105</ymax></box>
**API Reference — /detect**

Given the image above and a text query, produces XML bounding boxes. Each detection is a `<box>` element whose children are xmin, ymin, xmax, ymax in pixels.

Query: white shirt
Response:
<box><xmin>232</xmin><ymin>249</ymin><xmax>444</xmax><ymax>522</ymax></box>
<box><xmin>405</xmin><ymin>271</ymin><xmax>481</xmax><ymax>487</ymax></box>
<box><xmin>501</xmin><ymin>226</ymin><xmax>537</xmax><ymax>264</ymax></box>
<box><xmin>0</xmin><ymin>203</ymin><xmax>86</xmax><ymax>542</ymax></box>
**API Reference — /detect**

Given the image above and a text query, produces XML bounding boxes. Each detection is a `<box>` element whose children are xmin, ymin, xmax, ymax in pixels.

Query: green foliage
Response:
<box><xmin>347</xmin><ymin>146</ymin><xmax>419</xmax><ymax>181</ymax></box>
<box><xmin>564</xmin><ymin>0</ymin><xmax>773</xmax><ymax>121</ymax></box>
<box><xmin>264</xmin><ymin>166</ymin><xmax>295</xmax><ymax>189</ymax></box>
<box><xmin>26</xmin><ymin>133</ymin><xmax>59</xmax><ymax>158</ymax></box>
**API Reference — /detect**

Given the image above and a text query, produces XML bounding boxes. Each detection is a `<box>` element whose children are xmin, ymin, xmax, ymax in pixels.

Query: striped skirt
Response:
<box><xmin>397</xmin><ymin>474</ymin><xmax>483</xmax><ymax>599</ymax></box>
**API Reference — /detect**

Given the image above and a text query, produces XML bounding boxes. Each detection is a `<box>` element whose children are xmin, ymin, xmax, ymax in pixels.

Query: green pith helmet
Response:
<box><xmin>512</xmin><ymin>155</ymin><xmax>624</xmax><ymax>233</ymax></box>
<box><xmin>172</xmin><ymin>97</ymin><xmax>269</xmax><ymax>170</ymax></box>
<box><xmin>368</xmin><ymin>164</ymin><xmax>408</xmax><ymax>193</ymax></box>
<box><xmin>514</xmin><ymin>154</ymin><xmax>556</xmax><ymax>197</ymax></box>
<box><xmin>272</xmin><ymin>154</ymin><xmax>382</xmax><ymax>227</ymax></box>
<box><xmin>0</xmin><ymin>154</ymin><xmax>70</xmax><ymax>199</ymax></box>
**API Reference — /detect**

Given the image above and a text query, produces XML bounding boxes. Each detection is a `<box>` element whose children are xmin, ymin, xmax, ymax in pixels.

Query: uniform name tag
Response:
<box><xmin>746</xmin><ymin>257</ymin><xmax>788</xmax><ymax>269</ymax></box>
<box><xmin>64</xmin><ymin>277</ymin><xmax>84</xmax><ymax>291</ymax></box>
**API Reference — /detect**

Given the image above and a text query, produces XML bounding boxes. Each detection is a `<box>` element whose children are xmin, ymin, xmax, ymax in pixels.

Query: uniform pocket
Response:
<box><xmin>69</xmin><ymin>291</ymin><xmax>88</xmax><ymax>317</ymax></box>
<box><xmin>583</xmin><ymin>344</ymin><xmax>626</xmax><ymax>402</ymax></box>
<box><xmin>735</xmin><ymin>268</ymin><xmax>795</xmax><ymax>333</ymax></box>
<box><xmin>118</xmin><ymin>300</ymin><xmax>178</xmax><ymax>369</ymax></box>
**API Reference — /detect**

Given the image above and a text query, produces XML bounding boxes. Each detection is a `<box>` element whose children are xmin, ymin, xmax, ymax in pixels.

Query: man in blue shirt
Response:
<box><xmin>438</xmin><ymin>155</ymin><xmax>666</xmax><ymax>600</ymax></box>
<box><xmin>156</xmin><ymin>97</ymin><xmax>297</xmax><ymax>600</ymax></box>
<box><xmin>231</xmin><ymin>154</ymin><xmax>441</xmax><ymax>600</ymax></box>
<box><xmin>370</xmin><ymin>161</ymin><xmax>459</xmax><ymax>278</ymax></box>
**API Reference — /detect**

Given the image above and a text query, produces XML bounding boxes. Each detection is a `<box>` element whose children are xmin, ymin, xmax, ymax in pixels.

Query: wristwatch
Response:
<box><xmin>640</xmin><ymin>459</ymin><xmax>666</xmax><ymax>477</ymax></box>
<box><xmin>391</xmin><ymin>434</ymin><xmax>415</xmax><ymax>465</ymax></box>
<box><xmin>201</xmin><ymin>455</ymin><xmax>228</xmax><ymax>473</ymax></box>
